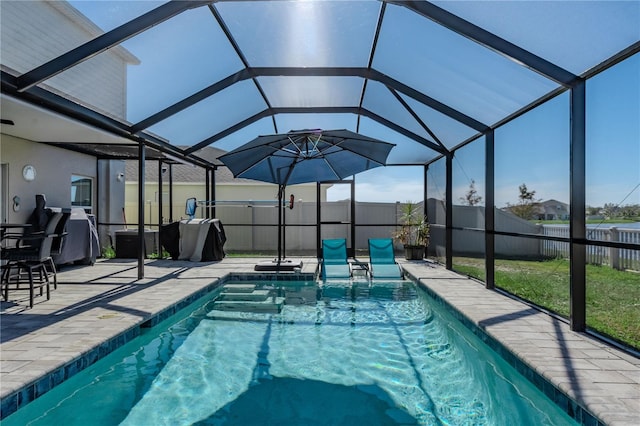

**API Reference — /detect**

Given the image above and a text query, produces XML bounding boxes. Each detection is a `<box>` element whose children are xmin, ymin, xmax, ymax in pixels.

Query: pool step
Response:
<box><xmin>222</xmin><ymin>284</ymin><xmax>257</xmax><ymax>293</ymax></box>
<box><xmin>218</xmin><ymin>290</ymin><xmax>272</xmax><ymax>301</ymax></box>
<box><xmin>212</xmin><ymin>297</ymin><xmax>285</xmax><ymax>313</ymax></box>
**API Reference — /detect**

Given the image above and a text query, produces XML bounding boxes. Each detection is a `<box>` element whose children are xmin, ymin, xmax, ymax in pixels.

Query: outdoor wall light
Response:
<box><xmin>12</xmin><ymin>195</ymin><xmax>20</xmax><ymax>212</ymax></box>
<box><xmin>117</xmin><ymin>172</ymin><xmax>125</xmax><ymax>182</ymax></box>
<box><xmin>22</xmin><ymin>164</ymin><xmax>36</xmax><ymax>181</ymax></box>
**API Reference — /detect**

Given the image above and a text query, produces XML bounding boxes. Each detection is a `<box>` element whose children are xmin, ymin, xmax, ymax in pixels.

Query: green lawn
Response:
<box><xmin>452</xmin><ymin>257</ymin><xmax>640</xmax><ymax>350</ymax></box>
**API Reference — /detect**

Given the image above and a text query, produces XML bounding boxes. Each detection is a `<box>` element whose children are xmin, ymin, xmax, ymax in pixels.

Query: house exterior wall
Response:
<box><xmin>539</xmin><ymin>200</ymin><xmax>570</xmax><ymax>220</ymax></box>
<box><xmin>0</xmin><ymin>0</ymin><xmax>135</xmax><ymax>119</ymax></box>
<box><xmin>1</xmin><ymin>0</ymin><xmax>134</xmax><ymax>248</ymax></box>
<box><xmin>0</xmin><ymin>135</ymin><xmax>95</xmax><ymax>223</ymax></box>
<box><xmin>96</xmin><ymin>160</ymin><xmax>126</xmax><ymax>248</ymax></box>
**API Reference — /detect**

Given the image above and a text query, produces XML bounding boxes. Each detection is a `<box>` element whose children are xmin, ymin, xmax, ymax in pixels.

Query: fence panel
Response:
<box><xmin>129</xmin><ymin>198</ymin><xmax>639</xmax><ymax>269</ymax></box>
<box><xmin>542</xmin><ymin>225</ymin><xmax>640</xmax><ymax>271</ymax></box>
<box><xmin>541</xmin><ymin>226</ymin><xmax>569</xmax><ymax>259</ymax></box>
<box><xmin>615</xmin><ymin>228</ymin><xmax>640</xmax><ymax>271</ymax></box>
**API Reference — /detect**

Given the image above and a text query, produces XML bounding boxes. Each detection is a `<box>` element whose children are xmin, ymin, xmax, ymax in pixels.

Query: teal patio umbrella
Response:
<box><xmin>219</xmin><ymin>129</ymin><xmax>395</xmax><ymax>267</ymax></box>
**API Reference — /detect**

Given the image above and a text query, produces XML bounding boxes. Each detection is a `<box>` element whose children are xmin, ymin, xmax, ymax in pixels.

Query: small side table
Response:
<box><xmin>350</xmin><ymin>261</ymin><xmax>370</xmax><ymax>278</ymax></box>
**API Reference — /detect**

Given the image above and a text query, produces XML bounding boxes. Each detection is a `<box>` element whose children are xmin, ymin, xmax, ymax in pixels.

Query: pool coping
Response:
<box><xmin>404</xmin><ymin>269</ymin><xmax>602</xmax><ymax>425</ymax></box>
<box><xmin>400</xmin><ymin>262</ymin><xmax>640</xmax><ymax>426</ymax></box>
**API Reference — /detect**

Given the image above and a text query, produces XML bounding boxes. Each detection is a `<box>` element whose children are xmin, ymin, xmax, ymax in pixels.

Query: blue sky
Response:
<box><xmin>69</xmin><ymin>1</ymin><xmax>639</xmax><ymax>208</ymax></box>
<box><xmin>334</xmin><ymin>53</ymin><xmax>640</xmax><ymax>207</ymax></box>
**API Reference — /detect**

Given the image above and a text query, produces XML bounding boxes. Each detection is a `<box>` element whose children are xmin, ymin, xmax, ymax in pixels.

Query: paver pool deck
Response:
<box><xmin>1</xmin><ymin>257</ymin><xmax>638</xmax><ymax>424</ymax></box>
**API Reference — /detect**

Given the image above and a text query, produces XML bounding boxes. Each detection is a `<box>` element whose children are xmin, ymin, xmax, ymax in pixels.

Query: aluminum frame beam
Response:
<box><xmin>2</xmin><ymin>72</ymin><xmax>215</xmax><ymax>170</ymax></box>
<box><xmin>208</xmin><ymin>4</ymin><xmax>275</xmax><ymax>117</ymax></box>
<box><xmin>137</xmin><ymin>142</ymin><xmax>146</xmax><ymax>279</ymax></box>
<box><xmin>484</xmin><ymin>130</ymin><xmax>495</xmax><ymax>289</ymax></box>
<box><xmin>387</xmin><ymin>86</ymin><xmax>449</xmax><ymax>152</ymax></box>
<box><xmin>132</xmin><ymin>67</ymin><xmax>489</xmax><ymax>135</ymax></box>
<box><xmin>569</xmin><ymin>81</ymin><xmax>587</xmax><ymax>331</ymax></box>
<box><xmin>184</xmin><ymin>106</ymin><xmax>446</xmax><ymax>155</ymax></box>
<box><xmin>16</xmin><ymin>1</ymin><xmax>211</xmax><ymax>91</ymax></box>
<box><xmin>445</xmin><ymin>153</ymin><xmax>453</xmax><ymax>269</ymax></box>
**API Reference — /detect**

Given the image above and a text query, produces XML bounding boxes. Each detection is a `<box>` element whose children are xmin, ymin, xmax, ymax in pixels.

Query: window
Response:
<box><xmin>71</xmin><ymin>174</ymin><xmax>93</xmax><ymax>214</ymax></box>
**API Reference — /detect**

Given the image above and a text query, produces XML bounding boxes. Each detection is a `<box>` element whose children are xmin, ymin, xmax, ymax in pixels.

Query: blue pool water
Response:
<box><xmin>5</xmin><ymin>279</ymin><xmax>577</xmax><ymax>425</ymax></box>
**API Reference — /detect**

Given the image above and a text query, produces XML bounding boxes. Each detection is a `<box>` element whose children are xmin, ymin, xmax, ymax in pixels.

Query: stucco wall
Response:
<box><xmin>0</xmin><ymin>135</ymin><xmax>96</xmax><ymax>223</ymax></box>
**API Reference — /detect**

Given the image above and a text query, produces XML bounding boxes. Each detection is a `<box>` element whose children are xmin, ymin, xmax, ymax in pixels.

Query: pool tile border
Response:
<box><xmin>0</xmin><ymin>325</ymin><xmax>141</xmax><ymax>419</ymax></box>
<box><xmin>405</xmin><ymin>270</ymin><xmax>605</xmax><ymax>426</ymax></box>
<box><xmin>224</xmin><ymin>272</ymin><xmax>316</xmax><ymax>282</ymax></box>
<box><xmin>1</xmin><ymin>277</ymin><xmax>227</xmax><ymax>419</ymax></box>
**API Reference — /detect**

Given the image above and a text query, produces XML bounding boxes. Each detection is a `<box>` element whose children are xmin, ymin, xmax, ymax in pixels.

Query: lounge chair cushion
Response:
<box><xmin>370</xmin><ymin>263</ymin><xmax>403</xmax><ymax>279</ymax></box>
<box><xmin>323</xmin><ymin>264</ymin><xmax>351</xmax><ymax>278</ymax></box>
<box><xmin>368</xmin><ymin>238</ymin><xmax>403</xmax><ymax>279</ymax></box>
<box><xmin>321</xmin><ymin>238</ymin><xmax>351</xmax><ymax>279</ymax></box>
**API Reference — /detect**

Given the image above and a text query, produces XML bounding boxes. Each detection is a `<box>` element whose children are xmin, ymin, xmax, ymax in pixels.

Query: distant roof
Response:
<box><xmin>125</xmin><ymin>146</ymin><xmax>251</xmax><ymax>183</ymax></box>
<box><xmin>541</xmin><ymin>199</ymin><xmax>569</xmax><ymax>207</ymax></box>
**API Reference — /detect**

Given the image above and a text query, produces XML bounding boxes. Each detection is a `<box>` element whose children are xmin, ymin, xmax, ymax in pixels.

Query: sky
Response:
<box><xmin>67</xmin><ymin>1</ymin><xmax>639</xmax><ymax>208</ymax></box>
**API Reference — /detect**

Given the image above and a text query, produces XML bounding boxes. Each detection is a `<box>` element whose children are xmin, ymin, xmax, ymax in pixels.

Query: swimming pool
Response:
<box><xmin>4</xmin><ymin>278</ymin><xmax>577</xmax><ymax>425</ymax></box>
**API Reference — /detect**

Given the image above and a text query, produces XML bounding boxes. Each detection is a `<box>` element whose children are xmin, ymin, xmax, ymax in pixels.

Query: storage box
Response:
<box><xmin>115</xmin><ymin>230</ymin><xmax>158</xmax><ymax>258</ymax></box>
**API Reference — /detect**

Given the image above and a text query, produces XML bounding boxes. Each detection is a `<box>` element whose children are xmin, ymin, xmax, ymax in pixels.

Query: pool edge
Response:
<box><xmin>405</xmin><ymin>269</ymin><xmax>606</xmax><ymax>426</ymax></box>
<box><xmin>0</xmin><ymin>277</ymin><xmax>224</xmax><ymax>419</ymax></box>
<box><xmin>0</xmin><ymin>271</ymin><xmax>318</xmax><ymax>420</ymax></box>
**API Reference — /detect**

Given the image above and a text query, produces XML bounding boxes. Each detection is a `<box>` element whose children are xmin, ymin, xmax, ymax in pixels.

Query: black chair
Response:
<box><xmin>1</xmin><ymin>212</ymin><xmax>62</xmax><ymax>308</ymax></box>
<box><xmin>44</xmin><ymin>209</ymin><xmax>71</xmax><ymax>289</ymax></box>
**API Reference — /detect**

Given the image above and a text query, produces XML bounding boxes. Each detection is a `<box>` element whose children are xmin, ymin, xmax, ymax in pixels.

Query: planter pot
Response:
<box><xmin>404</xmin><ymin>245</ymin><xmax>425</xmax><ymax>260</ymax></box>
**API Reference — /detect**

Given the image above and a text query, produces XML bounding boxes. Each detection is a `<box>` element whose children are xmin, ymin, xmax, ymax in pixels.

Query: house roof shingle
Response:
<box><xmin>125</xmin><ymin>146</ymin><xmax>252</xmax><ymax>184</ymax></box>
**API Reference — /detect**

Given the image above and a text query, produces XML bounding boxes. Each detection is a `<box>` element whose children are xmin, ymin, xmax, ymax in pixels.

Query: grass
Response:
<box><xmin>452</xmin><ymin>257</ymin><xmax>640</xmax><ymax>350</ymax></box>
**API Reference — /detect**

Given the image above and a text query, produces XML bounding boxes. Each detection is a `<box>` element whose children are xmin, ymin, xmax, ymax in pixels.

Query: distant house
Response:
<box><xmin>501</xmin><ymin>199</ymin><xmax>569</xmax><ymax>221</ymax></box>
<box><xmin>124</xmin><ymin>146</ymin><xmax>328</xmax><ymax>225</ymax></box>
<box><xmin>537</xmin><ymin>199</ymin><xmax>569</xmax><ymax>220</ymax></box>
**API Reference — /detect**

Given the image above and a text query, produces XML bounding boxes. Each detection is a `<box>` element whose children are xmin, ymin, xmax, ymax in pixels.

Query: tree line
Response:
<box><xmin>591</xmin><ymin>203</ymin><xmax>640</xmax><ymax>220</ymax></box>
<box><xmin>459</xmin><ymin>182</ymin><xmax>640</xmax><ymax>221</ymax></box>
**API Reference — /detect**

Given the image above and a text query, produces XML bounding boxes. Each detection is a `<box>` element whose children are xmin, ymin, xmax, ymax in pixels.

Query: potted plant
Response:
<box><xmin>393</xmin><ymin>201</ymin><xmax>430</xmax><ymax>260</ymax></box>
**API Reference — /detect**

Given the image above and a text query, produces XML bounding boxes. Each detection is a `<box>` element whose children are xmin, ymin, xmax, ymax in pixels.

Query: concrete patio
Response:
<box><xmin>1</xmin><ymin>257</ymin><xmax>638</xmax><ymax>424</ymax></box>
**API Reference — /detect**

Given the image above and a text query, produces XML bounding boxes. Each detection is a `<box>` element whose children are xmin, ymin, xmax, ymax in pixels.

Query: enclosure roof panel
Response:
<box><xmin>1</xmin><ymin>0</ymin><xmax>637</xmax><ymax>167</ymax></box>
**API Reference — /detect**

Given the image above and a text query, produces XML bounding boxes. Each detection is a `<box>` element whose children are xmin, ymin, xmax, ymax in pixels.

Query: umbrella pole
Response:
<box><xmin>277</xmin><ymin>184</ymin><xmax>284</xmax><ymax>264</ymax></box>
<box><xmin>282</xmin><ymin>189</ymin><xmax>287</xmax><ymax>261</ymax></box>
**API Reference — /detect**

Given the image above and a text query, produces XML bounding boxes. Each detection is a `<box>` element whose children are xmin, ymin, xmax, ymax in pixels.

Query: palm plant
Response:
<box><xmin>393</xmin><ymin>201</ymin><xmax>430</xmax><ymax>248</ymax></box>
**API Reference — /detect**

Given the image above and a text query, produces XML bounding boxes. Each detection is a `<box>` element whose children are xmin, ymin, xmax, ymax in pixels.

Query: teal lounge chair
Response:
<box><xmin>368</xmin><ymin>238</ymin><xmax>403</xmax><ymax>279</ymax></box>
<box><xmin>321</xmin><ymin>238</ymin><xmax>351</xmax><ymax>279</ymax></box>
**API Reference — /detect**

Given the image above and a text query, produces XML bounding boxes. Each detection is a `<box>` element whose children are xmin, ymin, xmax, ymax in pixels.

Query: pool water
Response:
<box><xmin>5</xmin><ymin>279</ymin><xmax>577</xmax><ymax>425</ymax></box>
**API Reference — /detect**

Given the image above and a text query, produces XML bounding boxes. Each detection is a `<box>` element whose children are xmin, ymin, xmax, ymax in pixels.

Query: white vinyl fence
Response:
<box><xmin>141</xmin><ymin>199</ymin><xmax>638</xmax><ymax>271</ymax></box>
<box><xmin>212</xmin><ymin>200</ymin><xmax>403</xmax><ymax>255</ymax></box>
<box><xmin>542</xmin><ymin>225</ymin><xmax>640</xmax><ymax>271</ymax></box>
